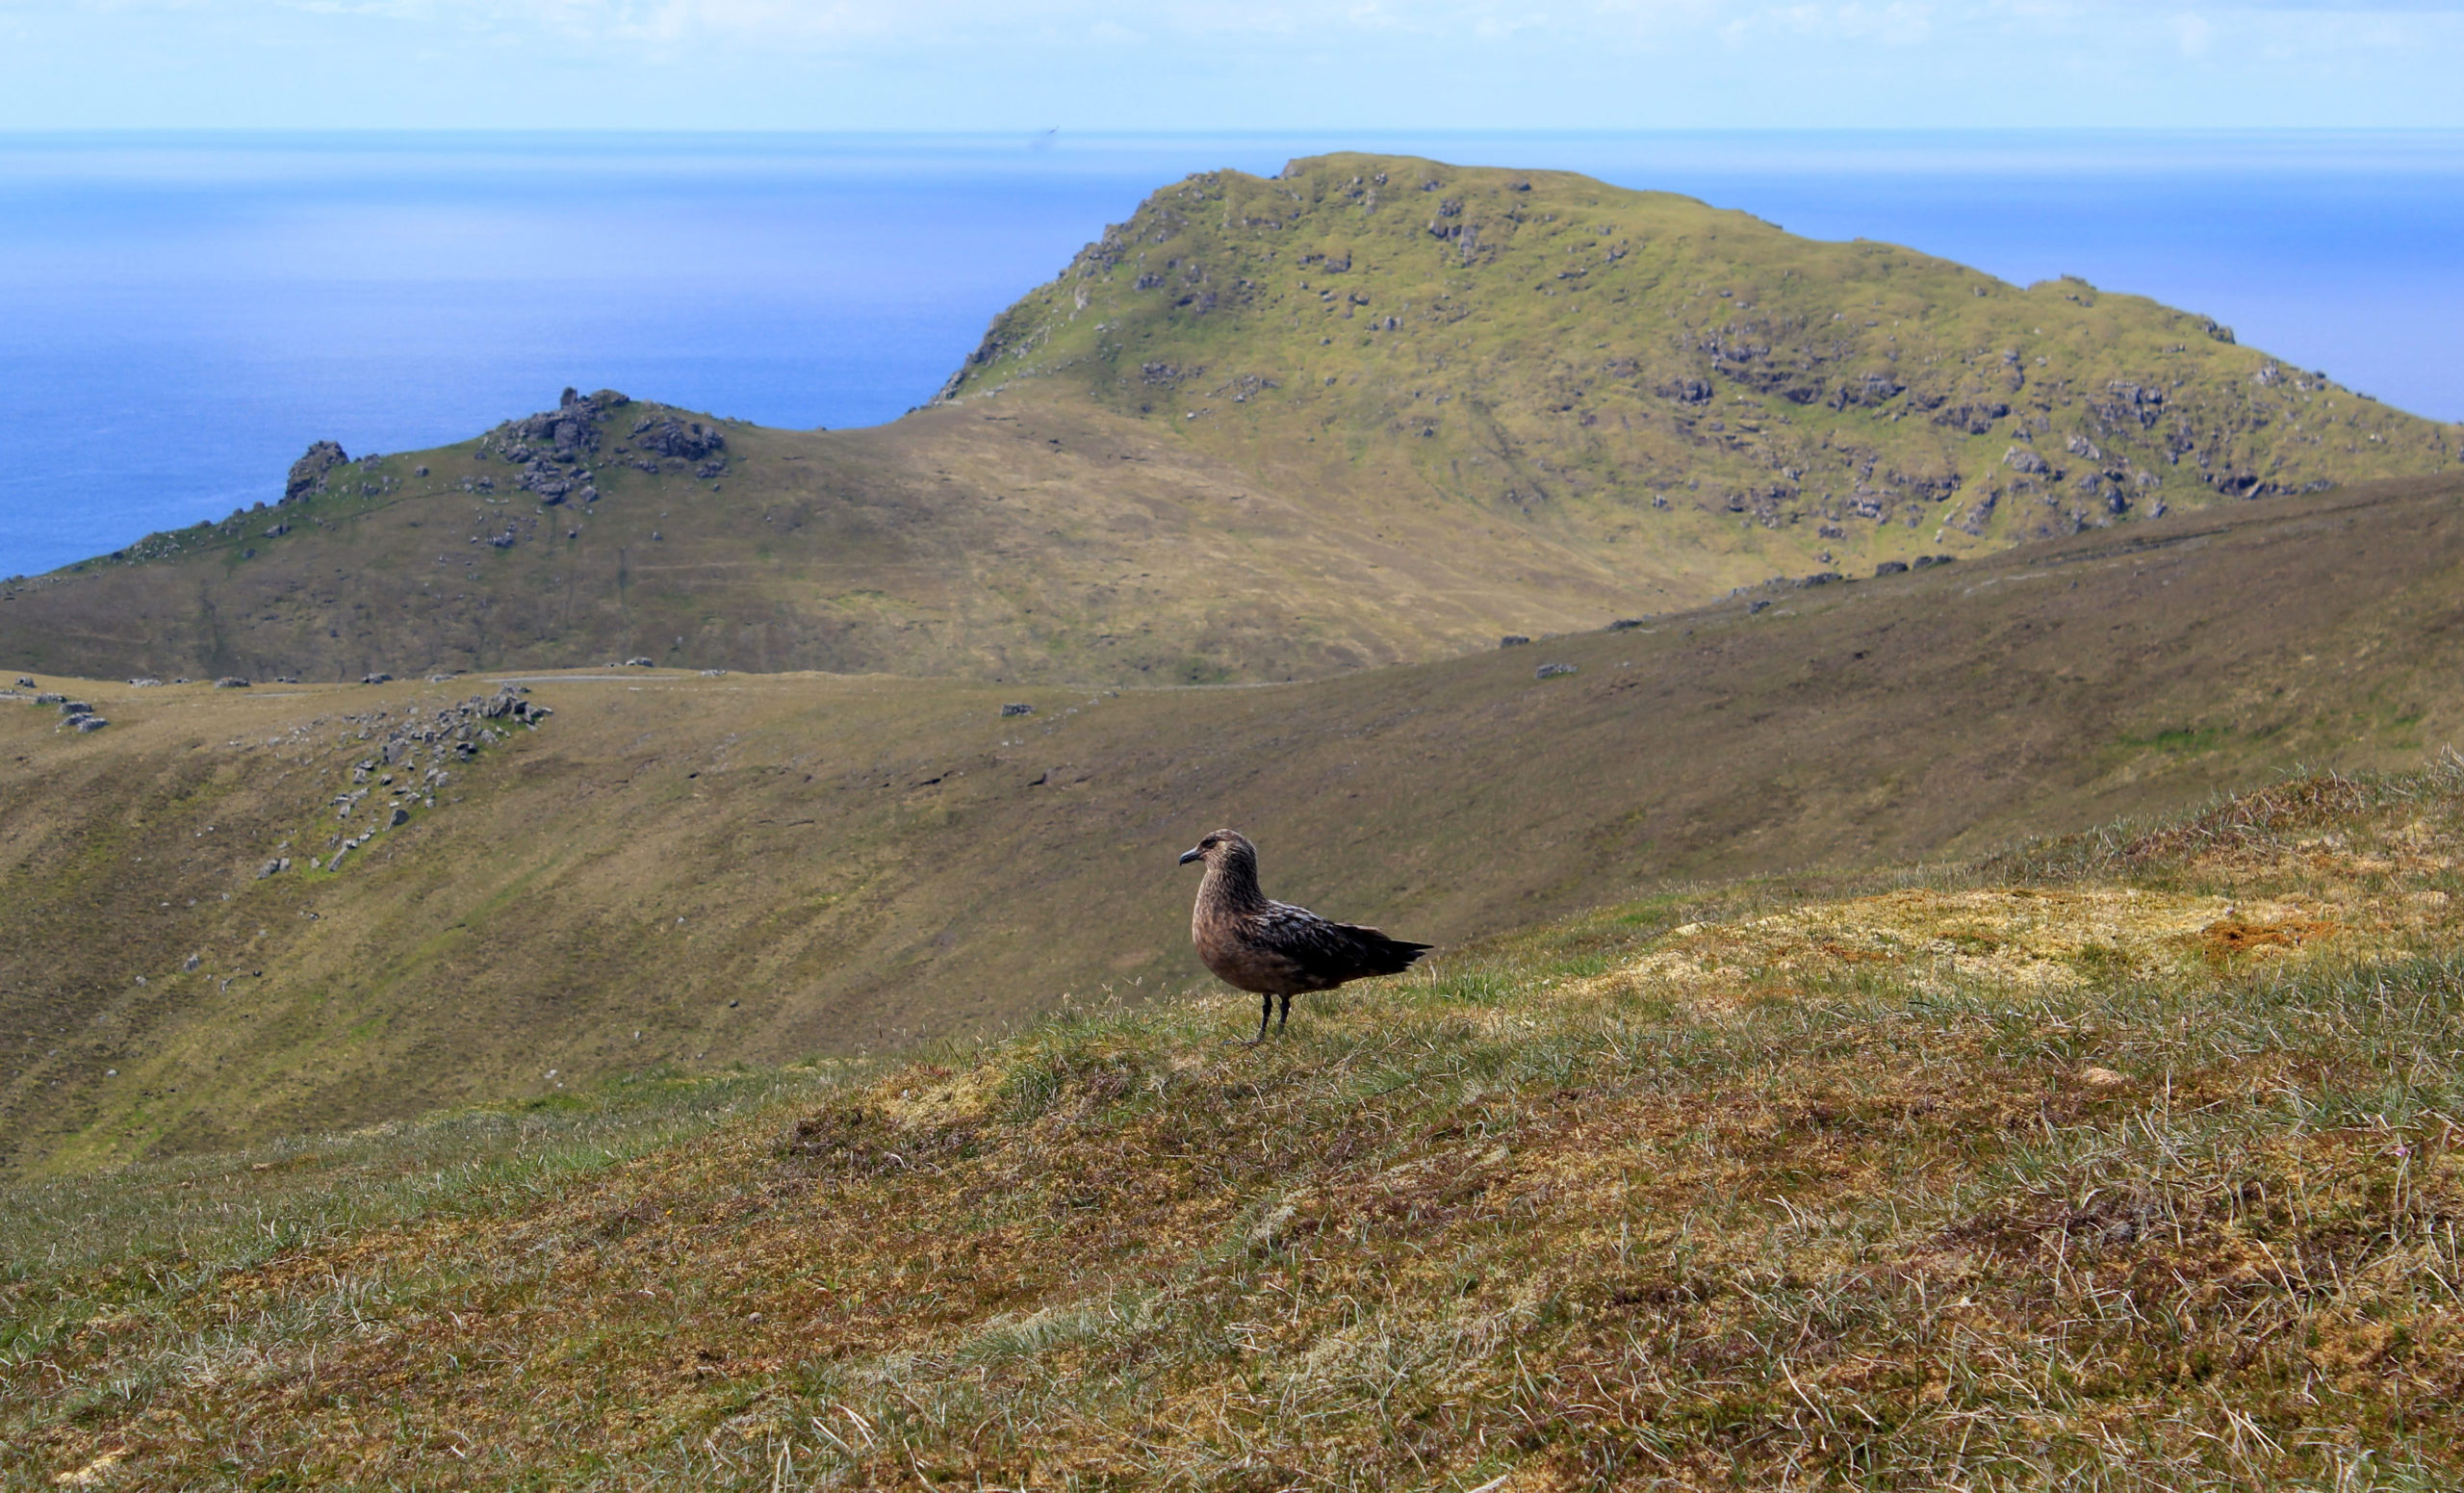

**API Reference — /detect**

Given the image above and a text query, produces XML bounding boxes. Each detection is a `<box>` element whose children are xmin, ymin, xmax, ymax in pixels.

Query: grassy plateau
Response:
<box><xmin>9</xmin><ymin>761</ymin><xmax>2464</xmax><ymax>1488</ymax></box>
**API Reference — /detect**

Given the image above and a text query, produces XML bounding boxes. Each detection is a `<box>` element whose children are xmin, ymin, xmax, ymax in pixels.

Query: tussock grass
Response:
<box><xmin>12</xmin><ymin>766</ymin><xmax>2464</xmax><ymax>1487</ymax></box>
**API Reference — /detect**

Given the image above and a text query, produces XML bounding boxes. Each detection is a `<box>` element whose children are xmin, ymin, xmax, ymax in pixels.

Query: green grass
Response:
<box><xmin>11</xmin><ymin>765</ymin><xmax>2464</xmax><ymax>1487</ymax></box>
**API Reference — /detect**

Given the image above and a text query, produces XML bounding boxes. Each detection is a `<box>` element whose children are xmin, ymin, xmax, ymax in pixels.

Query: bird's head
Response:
<box><xmin>1177</xmin><ymin>828</ymin><xmax>1255</xmax><ymax>869</ymax></box>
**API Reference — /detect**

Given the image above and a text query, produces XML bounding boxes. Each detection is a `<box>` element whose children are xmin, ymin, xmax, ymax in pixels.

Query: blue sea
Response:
<box><xmin>3</xmin><ymin>130</ymin><xmax>2459</xmax><ymax>579</ymax></box>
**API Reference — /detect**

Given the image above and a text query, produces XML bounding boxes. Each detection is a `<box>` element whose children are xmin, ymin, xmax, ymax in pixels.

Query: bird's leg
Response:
<box><xmin>1277</xmin><ymin>993</ymin><xmax>1293</xmax><ymax>1032</ymax></box>
<box><xmin>1252</xmin><ymin>993</ymin><xmax>1272</xmax><ymax>1045</ymax></box>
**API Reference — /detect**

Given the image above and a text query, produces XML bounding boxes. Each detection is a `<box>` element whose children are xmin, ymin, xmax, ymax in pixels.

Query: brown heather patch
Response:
<box><xmin>12</xmin><ymin>766</ymin><xmax>2464</xmax><ymax>1487</ymax></box>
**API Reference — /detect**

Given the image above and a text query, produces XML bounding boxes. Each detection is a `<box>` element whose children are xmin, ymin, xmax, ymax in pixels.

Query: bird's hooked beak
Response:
<box><xmin>1177</xmin><ymin>844</ymin><xmax>1206</xmax><ymax>866</ymax></box>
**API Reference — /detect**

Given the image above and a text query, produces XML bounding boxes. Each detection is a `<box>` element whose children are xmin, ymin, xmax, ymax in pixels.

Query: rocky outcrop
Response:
<box><xmin>632</xmin><ymin>416</ymin><xmax>726</xmax><ymax>461</ymax></box>
<box><xmin>284</xmin><ymin>442</ymin><xmax>348</xmax><ymax>503</ymax></box>
<box><xmin>480</xmin><ymin>390</ymin><xmax>631</xmax><ymax>506</ymax></box>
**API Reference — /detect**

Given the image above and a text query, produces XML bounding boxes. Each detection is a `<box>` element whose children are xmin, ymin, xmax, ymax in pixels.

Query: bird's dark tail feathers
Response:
<box><xmin>1343</xmin><ymin>926</ymin><xmax>1434</xmax><ymax>980</ymax></box>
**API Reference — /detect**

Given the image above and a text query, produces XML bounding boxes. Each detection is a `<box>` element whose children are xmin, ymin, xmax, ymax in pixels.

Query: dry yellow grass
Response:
<box><xmin>10</xmin><ymin>763</ymin><xmax>2464</xmax><ymax>1488</ymax></box>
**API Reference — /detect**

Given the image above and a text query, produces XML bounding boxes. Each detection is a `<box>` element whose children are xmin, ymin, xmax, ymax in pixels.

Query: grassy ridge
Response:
<box><xmin>9</xmin><ymin>475</ymin><xmax>2464</xmax><ymax>1176</ymax></box>
<box><xmin>10</xmin><ymin>764</ymin><xmax>2464</xmax><ymax>1488</ymax></box>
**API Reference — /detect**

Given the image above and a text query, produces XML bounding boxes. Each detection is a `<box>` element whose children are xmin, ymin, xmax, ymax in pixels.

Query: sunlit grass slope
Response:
<box><xmin>12</xmin><ymin>764</ymin><xmax>2464</xmax><ymax>1489</ymax></box>
<box><xmin>9</xmin><ymin>475</ymin><xmax>2464</xmax><ymax>1177</ymax></box>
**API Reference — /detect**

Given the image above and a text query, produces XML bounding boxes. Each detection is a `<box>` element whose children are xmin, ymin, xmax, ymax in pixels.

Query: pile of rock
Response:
<box><xmin>484</xmin><ymin>389</ymin><xmax>631</xmax><ymax>508</ymax></box>
<box><xmin>632</xmin><ymin>415</ymin><xmax>726</xmax><ymax>461</ymax></box>
<box><xmin>54</xmin><ymin>699</ymin><xmax>106</xmax><ymax>731</ymax></box>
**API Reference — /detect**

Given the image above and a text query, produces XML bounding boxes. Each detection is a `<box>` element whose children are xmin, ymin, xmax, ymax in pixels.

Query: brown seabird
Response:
<box><xmin>1178</xmin><ymin>828</ymin><xmax>1432</xmax><ymax>1043</ymax></box>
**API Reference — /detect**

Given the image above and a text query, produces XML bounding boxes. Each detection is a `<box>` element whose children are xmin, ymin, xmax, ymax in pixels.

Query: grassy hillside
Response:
<box><xmin>3</xmin><ymin>155</ymin><xmax>2454</xmax><ymax>687</ymax></box>
<box><xmin>0</xmin><ymin>389</ymin><xmax>1788</xmax><ymax>689</ymax></box>
<box><xmin>11</xmin><ymin>763</ymin><xmax>2464</xmax><ymax>1488</ymax></box>
<box><xmin>946</xmin><ymin>152</ymin><xmax>2456</xmax><ymax>558</ymax></box>
<box><xmin>9</xmin><ymin>474</ymin><xmax>2464</xmax><ymax>1176</ymax></box>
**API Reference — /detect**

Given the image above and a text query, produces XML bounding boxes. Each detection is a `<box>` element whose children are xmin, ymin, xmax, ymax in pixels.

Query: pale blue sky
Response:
<box><xmin>2</xmin><ymin>0</ymin><xmax>2459</xmax><ymax>129</ymax></box>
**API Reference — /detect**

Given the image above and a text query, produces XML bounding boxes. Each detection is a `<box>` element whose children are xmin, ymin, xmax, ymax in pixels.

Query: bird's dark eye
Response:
<box><xmin>1201</xmin><ymin>837</ymin><xmax>1218</xmax><ymax>848</ymax></box>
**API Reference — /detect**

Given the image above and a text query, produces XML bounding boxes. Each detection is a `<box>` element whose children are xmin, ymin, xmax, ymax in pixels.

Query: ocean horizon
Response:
<box><xmin>4</xmin><ymin>128</ymin><xmax>2459</xmax><ymax>579</ymax></box>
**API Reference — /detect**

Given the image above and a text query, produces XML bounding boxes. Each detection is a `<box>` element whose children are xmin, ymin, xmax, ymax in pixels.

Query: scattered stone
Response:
<box><xmin>75</xmin><ymin>716</ymin><xmax>108</xmax><ymax>732</ymax></box>
<box><xmin>258</xmin><ymin>857</ymin><xmax>290</xmax><ymax>878</ymax></box>
<box><xmin>699</xmin><ymin>668</ymin><xmax>728</xmax><ymax>678</ymax></box>
<box><xmin>414</xmin><ymin>465</ymin><xmax>429</xmax><ymax>477</ymax></box>
<box><xmin>1535</xmin><ymin>662</ymin><xmax>1578</xmax><ymax>680</ymax></box>
<box><xmin>1748</xmin><ymin>599</ymin><xmax>1772</xmax><ymax>615</ymax></box>
<box><xmin>1874</xmin><ymin>559</ymin><xmax>1909</xmax><ymax>576</ymax></box>
<box><xmin>1500</xmin><ymin>634</ymin><xmax>1531</xmax><ymax>648</ymax></box>
<box><xmin>1911</xmin><ymin>553</ymin><xmax>1958</xmax><ymax>569</ymax></box>
<box><xmin>35</xmin><ymin>692</ymin><xmax>64</xmax><ymax>705</ymax></box>
<box><xmin>427</xmin><ymin>674</ymin><xmax>456</xmax><ymax>683</ymax></box>
<box><xmin>362</xmin><ymin>673</ymin><xmax>393</xmax><ymax>684</ymax></box>
<box><xmin>1001</xmin><ymin>703</ymin><xmax>1035</xmax><ymax>717</ymax></box>
<box><xmin>184</xmin><ymin>953</ymin><xmax>201</xmax><ymax>972</ymax></box>
<box><xmin>626</xmin><ymin>656</ymin><xmax>654</xmax><ymax>668</ymax></box>
<box><xmin>215</xmin><ymin>676</ymin><xmax>250</xmax><ymax>689</ymax></box>
<box><xmin>1796</xmin><ymin>572</ymin><xmax>1844</xmax><ymax>588</ymax></box>
<box><xmin>129</xmin><ymin>678</ymin><xmax>163</xmax><ymax>687</ymax></box>
<box><xmin>60</xmin><ymin>700</ymin><xmax>90</xmax><ymax>716</ymax></box>
<box><xmin>390</xmin><ymin>806</ymin><xmax>410</xmax><ymax>828</ymax></box>
<box><xmin>13</xmin><ymin>677</ymin><xmax>32</xmax><ymax>687</ymax></box>
<box><xmin>327</xmin><ymin>850</ymin><xmax>349</xmax><ymax>871</ymax></box>
<box><xmin>1606</xmin><ymin>618</ymin><xmax>1649</xmax><ymax>631</ymax></box>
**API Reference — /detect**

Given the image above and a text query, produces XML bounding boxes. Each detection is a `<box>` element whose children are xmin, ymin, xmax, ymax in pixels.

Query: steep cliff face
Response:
<box><xmin>942</xmin><ymin>152</ymin><xmax>2456</xmax><ymax>553</ymax></box>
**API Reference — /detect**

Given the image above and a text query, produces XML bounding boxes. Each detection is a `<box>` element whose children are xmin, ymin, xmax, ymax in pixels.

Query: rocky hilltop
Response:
<box><xmin>945</xmin><ymin>152</ymin><xmax>2454</xmax><ymax>548</ymax></box>
<box><xmin>0</xmin><ymin>155</ymin><xmax>2453</xmax><ymax>686</ymax></box>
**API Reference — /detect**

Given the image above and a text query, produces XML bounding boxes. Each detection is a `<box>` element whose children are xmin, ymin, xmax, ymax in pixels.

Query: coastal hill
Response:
<box><xmin>7</xmin><ymin>473</ymin><xmax>2464</xmax><ymax>1174</ymax></box>
<box><xmin>1</xmin><ymin>154</ymin><xmax>2452</xmax><ymax>686</ymax></box>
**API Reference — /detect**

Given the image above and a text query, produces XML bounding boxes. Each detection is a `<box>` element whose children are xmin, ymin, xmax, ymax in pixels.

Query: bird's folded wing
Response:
<box><xmin>1255</xmin><ymin>902</ymin><xmax>1431</xmax><ymax>980</ymax></box>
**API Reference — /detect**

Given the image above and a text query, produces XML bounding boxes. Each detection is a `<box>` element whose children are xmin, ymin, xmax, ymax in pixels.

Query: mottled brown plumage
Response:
<box><xmin>1178</xmin><ymin>828</ymin><xmax>1432</xmax><ymax>1043</ymax></box>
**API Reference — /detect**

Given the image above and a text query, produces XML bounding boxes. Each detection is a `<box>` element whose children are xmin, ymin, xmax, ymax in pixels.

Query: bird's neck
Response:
<box><xmin>1204</xmin><ymin>853</ymin><xmax>1268</xmax><ymax>912</ymax></box>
